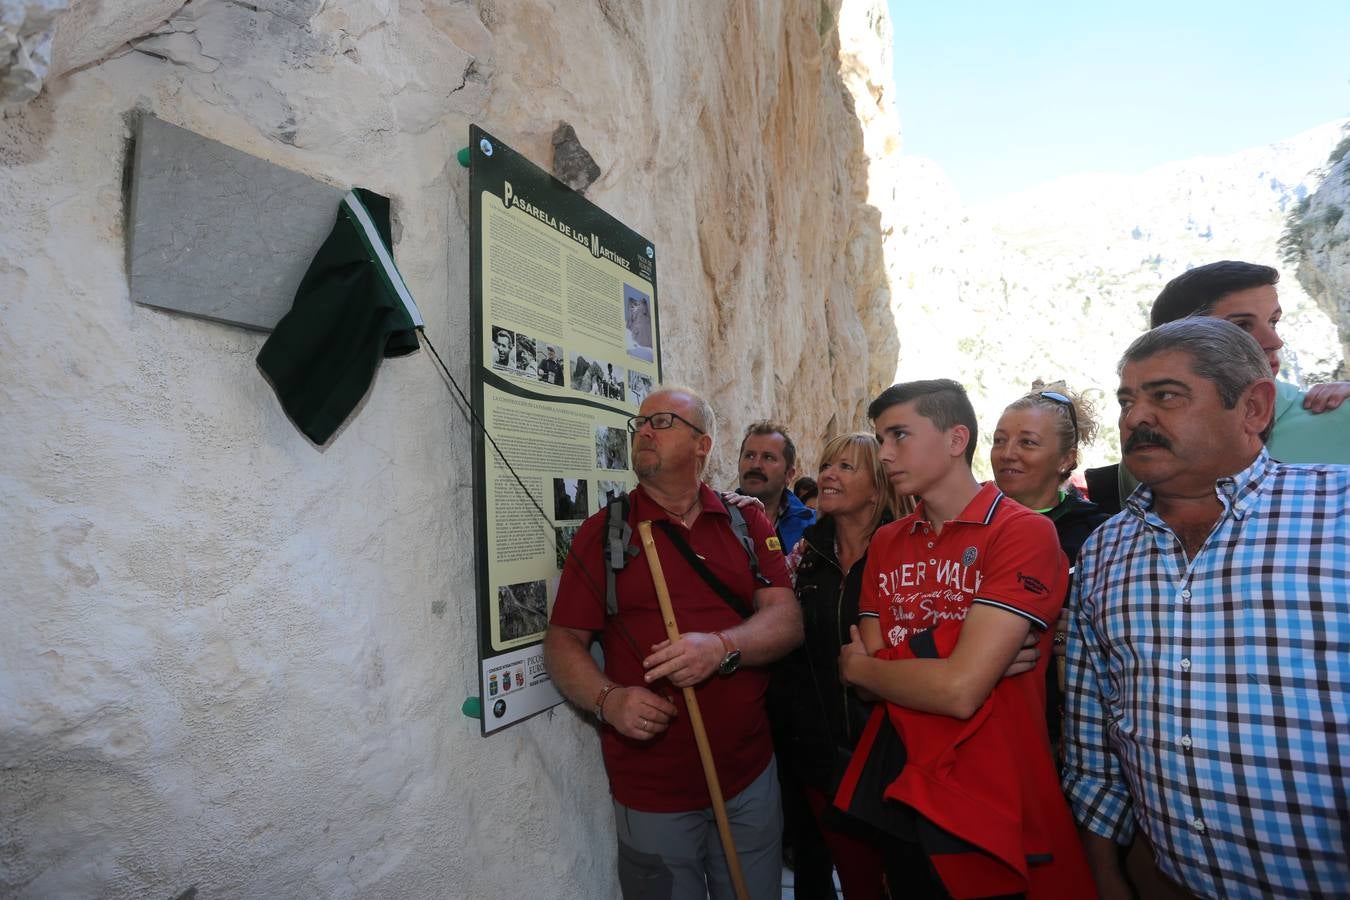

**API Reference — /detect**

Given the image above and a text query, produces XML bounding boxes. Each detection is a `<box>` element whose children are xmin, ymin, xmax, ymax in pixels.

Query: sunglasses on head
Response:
<box><xmin>1037</xmin><ymin>390</ymin><xmax>1079</xmax><ymax>445</ymax></box>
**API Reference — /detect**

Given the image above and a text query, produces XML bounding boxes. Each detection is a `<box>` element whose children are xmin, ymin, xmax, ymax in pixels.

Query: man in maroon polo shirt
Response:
<box><xmin>544</xmin><ymin>384</ymin><xmax>803</xmax><ymax>900</ymax></box>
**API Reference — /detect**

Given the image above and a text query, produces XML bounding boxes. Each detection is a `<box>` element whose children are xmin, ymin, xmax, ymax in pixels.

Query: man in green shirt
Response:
<box><xmin>1150</xmin><ymin>260</ymin><xmax>1348</xmax><ymax>464</ymax></box>
<box><xmin>1087</xmin><ymin>260</ymin><xmax>1346</xmax><ymax>512</ymax></box>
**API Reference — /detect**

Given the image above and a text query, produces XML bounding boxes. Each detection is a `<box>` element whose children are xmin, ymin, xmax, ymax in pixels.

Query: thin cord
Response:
<box><xmin>418</xmin><ymin>327</ymin><xmax>608</xmax><ymax>607</ymax></box>
<box><xmin>420</xmin><ymin>328</ymin><xmax>667</xmax><ymax>678</ymax></box>
<box><xmin>418</xmin><ymin>327</ymin><xmax>680</xmax><ymax>688</ymax></box>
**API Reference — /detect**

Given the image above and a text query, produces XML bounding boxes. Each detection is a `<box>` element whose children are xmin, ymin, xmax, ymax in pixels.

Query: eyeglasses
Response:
<box><xmin>1037</xmin><ymin>390</ymin><xmax>1079</xmax><ymax>445</ymax></box>
<box><xmin>625</xmin><ymin>411</ymin><xmax>706</xmax><ymax>435</ymax></box>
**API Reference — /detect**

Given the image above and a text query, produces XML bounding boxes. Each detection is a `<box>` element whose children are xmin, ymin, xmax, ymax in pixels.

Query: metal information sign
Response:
<box><xmin>468</xmin><ymin>125</ymin><xmax>662</xmax><ymax>734</ymax></box>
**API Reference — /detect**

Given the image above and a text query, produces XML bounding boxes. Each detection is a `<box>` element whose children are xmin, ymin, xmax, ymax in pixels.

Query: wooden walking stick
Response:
<box><xmin>637</xmin><ymin>520</ymin><xmax>751</xmax><ymax>900</ymax></box>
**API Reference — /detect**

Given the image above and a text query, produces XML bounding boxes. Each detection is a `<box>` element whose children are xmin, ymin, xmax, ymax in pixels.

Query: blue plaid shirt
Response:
<box><xmin>1062</xmin><ymin>450</ymin><xmax>1350</xmax><ymax>898</ymax></box>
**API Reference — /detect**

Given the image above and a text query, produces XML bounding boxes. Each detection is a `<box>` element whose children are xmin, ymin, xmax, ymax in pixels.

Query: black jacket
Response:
<box><xmin>1045</xmin><ymin>486</ymin><xmax>1111</xmax><ymax>563</ymax></box>
<box><xmin>769</xmin><ymin>513</ymin><xmax>887</xmax><ymax>792</ymax></box>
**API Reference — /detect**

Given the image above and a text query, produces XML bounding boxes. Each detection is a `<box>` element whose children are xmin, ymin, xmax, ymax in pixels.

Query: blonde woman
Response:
<box><xmin>770</xmin><ymin>433</ymin><xmax>903</xmax><ymax>900</ymax></box>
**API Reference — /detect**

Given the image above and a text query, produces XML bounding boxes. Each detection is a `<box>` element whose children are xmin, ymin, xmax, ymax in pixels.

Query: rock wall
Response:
<box><xmin>0</xmin><ymin>0</ymin><xmax>66</xmax><ymax>108</ymax></box>
<box><xmin>1288</xmin><ymin>130</ymin><xmax>1350</xmax><ymax>378</ymax></box>
<box><xmin>0</xmin><ymin>1</ymin><xmax>899</xmax><ymax>897</ymax></box>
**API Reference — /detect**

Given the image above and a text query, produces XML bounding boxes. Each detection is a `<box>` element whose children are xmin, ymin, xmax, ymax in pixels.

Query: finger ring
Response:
<box><xmin>638</xmin><ymin>717</ymin><xmax>647</xmax><ymax>728</ymax></box>
<box><xmin>1053</xmin><ymin>632</ymin><xmax>1066</xmax><ymax>645</ymax></box>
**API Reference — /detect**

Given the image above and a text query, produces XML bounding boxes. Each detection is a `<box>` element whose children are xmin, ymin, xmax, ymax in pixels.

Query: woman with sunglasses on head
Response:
<box><xmin>990</xmin><ymin>382</ymin><xmax>1110</xmax><ymax>754</ymax></box>
<box><xmin>769</xmin><ymin>433</ymin><xmax>906</xmax><ymax>900</ymax></box>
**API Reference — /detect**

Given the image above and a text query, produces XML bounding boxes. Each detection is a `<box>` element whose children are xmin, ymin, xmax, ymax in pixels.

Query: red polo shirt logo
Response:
<box><xmin>861</xmin><ymin>483</ymin><xmax>1067</xmax><ymax>649</ymax></box>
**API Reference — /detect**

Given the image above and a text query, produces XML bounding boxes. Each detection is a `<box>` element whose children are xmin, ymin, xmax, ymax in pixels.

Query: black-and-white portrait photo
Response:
<box><xmin>491</xmin><ymin>325</ymin><xmax>515</xmax><ymax>369</ymax></box>
<box><xmin>602</xmin><ymin>362</ymin><xmax>625</xmax><ymax>402</ymax></box>
<box><xmin>537</xmin><ymin>342</ymin><xmax>565</xmax><ymax>386</ymax></box>
<box><xmin>513</xmin><ymin>333</ymin><xmax>538</xmax><ymax>378</ymax></box>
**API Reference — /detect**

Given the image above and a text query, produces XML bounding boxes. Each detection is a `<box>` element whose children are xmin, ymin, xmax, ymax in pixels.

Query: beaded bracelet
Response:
<box><xmin>593</xmin><ymin>682</ymin><xmax>619</xmax><ymax>724</ymax></box>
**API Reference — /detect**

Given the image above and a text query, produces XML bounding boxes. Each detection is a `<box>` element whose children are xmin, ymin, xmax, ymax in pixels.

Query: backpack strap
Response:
<box><xmin>726</xmin><ymin>500</ymin><xmax>772</xmax><ymax>586</ymax></box>
<box><xmin>651</xmin><ymin>520</ymin><xmax>753</xmax><ymax>619</ymax></box>
<box><xmin>604</xmin><ymin>494</ymin><xmax>639</xmax><ymax>617</ymax></box>
<box><xmin>603</xmin><ymin>491</ymin><xmax>769</xmax><ymax>618</ymax></box>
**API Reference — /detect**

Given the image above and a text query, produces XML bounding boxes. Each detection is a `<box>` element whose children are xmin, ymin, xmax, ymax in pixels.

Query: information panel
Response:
<box><xmin>468</xmin><ymin>126</ymin><xmax>661</xmax><ymax>735</ymax></box>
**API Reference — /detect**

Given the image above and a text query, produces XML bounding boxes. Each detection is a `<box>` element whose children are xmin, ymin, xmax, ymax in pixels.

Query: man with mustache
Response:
<box><xmin>1062</xmin><ymin>317</ymin><xmax>1350</xmax><ymax>899</ymax></box>
<box><xmin>735</xmin><ymin>421</ymin><xmax>815</xmax><ymax>555</ymax></box>
<box><xmin>545</xmin><ymin>385</ymin><xmax>803</xmax><ymax>899</ymax></box>
<box><xmin>733</xmin><ymin>422</ymin><xmax>828</xmax><ymax>893</ymax></box>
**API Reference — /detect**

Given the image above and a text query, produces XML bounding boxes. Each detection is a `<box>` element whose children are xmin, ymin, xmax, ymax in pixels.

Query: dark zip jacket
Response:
<box><xmin>1045</xmin><ymin>486</ymin><xmax>1111</xmax><ymax>563</ymax></box>
<box><xmin>768</xmin><ymin>512</ymin><xmax>888</xmax><ymax>792</ymax></box>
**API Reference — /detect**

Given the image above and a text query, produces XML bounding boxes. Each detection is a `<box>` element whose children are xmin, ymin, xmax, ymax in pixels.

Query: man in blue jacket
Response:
<box><xmin>735</xmin><ymin>420</ymin><xmax>816</xmax><ymax>554</ymax></box>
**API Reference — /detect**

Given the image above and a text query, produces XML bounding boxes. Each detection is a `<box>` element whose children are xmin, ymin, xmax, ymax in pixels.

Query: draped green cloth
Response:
<box><xmin>258</xmin><ymin>189</ymin><xmax>422</xmax><ymax>445</ymax></box>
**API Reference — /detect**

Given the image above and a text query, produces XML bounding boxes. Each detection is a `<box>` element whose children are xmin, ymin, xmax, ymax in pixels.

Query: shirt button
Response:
<box><xmin>929</xmin><ymin>559</ymin><xmax>936</xmax><ymax>565</ymax></box>
<box><xmin>1180</xmin><ymin>658</ymin><xmax>1191</xmax><ymax>672</ymax></box>
<box><xmin>927</xmin><ymin>542</ymin><xmax>934</xmax><ymax>549</ymax></box>
<box><xmin>1180</xmin><ymin>589</ymin><xmax>1191</xmax><ymax>601</ymax></box>
<box><xmin>1180</xmin><ymin>734</ymin><xmax>1193</xmax><ymax>749</ymax></box>
<box><xmin>1191</xmin><ymin>817</ymin><xmax>1206</xmax><ymax>834</ymax></box>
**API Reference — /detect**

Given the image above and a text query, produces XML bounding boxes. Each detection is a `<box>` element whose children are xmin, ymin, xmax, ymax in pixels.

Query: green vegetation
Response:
<box><xmin>1280</xmin><ymin>196</ymin><xmax>1314</xmax><ymax>266</ymax></box>
<box><xmin>1283</xmin><ymin>126</ymin><xmax>1350</xmax><ymax>265</ymax></box>
<box><xmin>1329</xmin><ymin>133</ymin><xmax>1350</xmax><ymax>168</ymax></box>
<box><xmin>1282</xmin><ymin>196</ymin><xmax>1346</xmax><ymax>265</ymax></box>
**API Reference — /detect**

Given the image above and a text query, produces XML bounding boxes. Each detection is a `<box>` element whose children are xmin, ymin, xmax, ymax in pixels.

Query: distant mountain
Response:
<box><xmin>887</xmin><ymin>121</ymin><xmax>1349</xmax><ymax>473</ymax></box>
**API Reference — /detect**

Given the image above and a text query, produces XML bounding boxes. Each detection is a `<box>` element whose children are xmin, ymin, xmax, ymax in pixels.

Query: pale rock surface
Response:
<box><xmin>837</xmin><ymin>0</ymin><xmax>905</xmax><ymax>433</ymax></box>
<box><xmin>1289</xmin><ymin>130</ymin><xmax>1350</xmax><ymax>376</ymax></box>
<box><xmin>0</xmin><ymin>0</ymin><xmax>67</xmax><ymax>108</ymax></box>
<box><xmin>890</xmin><ymin>122</ymin><xmax>1349</xmax><ymax>474</ymax></box>
<box><xmin>48</xmin><ymin>0</ymin><xmax>184</xmax><ymax>74</ymax></box>
<box><xmin>0</xmin><ymin>0</ymin><xmax>899</xmax><ymax>896</ymax></box>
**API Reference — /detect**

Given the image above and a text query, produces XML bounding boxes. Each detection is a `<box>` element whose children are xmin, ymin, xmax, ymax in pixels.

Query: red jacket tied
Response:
<box><xmin>834</xmin><ymin>621</ymin><xmax>1096</xmax><ymax>899</ymax></box>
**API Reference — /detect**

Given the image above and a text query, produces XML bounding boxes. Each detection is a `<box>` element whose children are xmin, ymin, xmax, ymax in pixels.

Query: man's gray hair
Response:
<box><xmin>651</xmin><ymin>383</ymin><xmax>717</xmax><ymax>452</ymax></box>
<box><xmin>1118</xmin><ymin>318</ymin><xmax>1271</xmax><ymax>408</ymax></box>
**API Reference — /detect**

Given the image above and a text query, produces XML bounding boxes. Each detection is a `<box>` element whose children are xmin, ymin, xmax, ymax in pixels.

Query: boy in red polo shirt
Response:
<box><xmin>835</xmin><ymin>379</ymin><xmax>1095</xmax><ymax>899</ymax></box>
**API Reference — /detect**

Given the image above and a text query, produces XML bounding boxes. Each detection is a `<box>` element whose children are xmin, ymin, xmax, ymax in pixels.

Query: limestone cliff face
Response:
<box><xmin>0</xmin><ymin>0</ymin><xmax>898</xmax><ymax>896</ymax></box>
<box><xmin>1287</xmin><ymin>131</ymin><xmax>1350</xmax><ymax>378</ymax></box>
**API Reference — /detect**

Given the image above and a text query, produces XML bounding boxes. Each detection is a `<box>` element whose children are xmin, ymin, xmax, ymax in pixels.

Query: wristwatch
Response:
<box><xmin>714</xmin><ymin>631</ymin><xmax>741</xmax><ymax>676</ymax></box>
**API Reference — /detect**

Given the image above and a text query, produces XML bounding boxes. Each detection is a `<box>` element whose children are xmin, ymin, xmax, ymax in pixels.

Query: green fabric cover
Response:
<box><xmin>257</xmin><ymin>188</ymin><xmax>419</xmax><ymax>445</ymax></box>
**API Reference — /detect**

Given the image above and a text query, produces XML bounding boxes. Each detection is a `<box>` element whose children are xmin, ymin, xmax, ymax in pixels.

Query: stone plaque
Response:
<box><xmin>127</xmin><ymin>115</ymin><xmax>345</xmax><ymax>331</ymax></box>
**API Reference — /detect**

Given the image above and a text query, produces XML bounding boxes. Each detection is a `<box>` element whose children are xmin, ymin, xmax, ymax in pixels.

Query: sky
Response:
<box><xmin>887</xmin><ymin>0</ymin><xmax>1350</xmax><ymax>204</ymax></box>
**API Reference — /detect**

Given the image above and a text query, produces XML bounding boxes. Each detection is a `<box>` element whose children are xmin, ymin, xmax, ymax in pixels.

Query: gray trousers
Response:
<box><xmin>613</xmin><ymin>756</ymin><xmax>783</xmax><ymax>900</ymax></box>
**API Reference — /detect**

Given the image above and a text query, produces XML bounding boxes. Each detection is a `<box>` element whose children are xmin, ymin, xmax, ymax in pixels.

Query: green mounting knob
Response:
<box><xmin>457</xmin><ymin>146</ymin><xmax>471</xmax><ymax>168</ymax></box>
<box><xmin>461</xmin><ymin>696</ymin><xmax>482</xmax><ymax>719</ymax></box>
